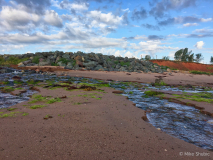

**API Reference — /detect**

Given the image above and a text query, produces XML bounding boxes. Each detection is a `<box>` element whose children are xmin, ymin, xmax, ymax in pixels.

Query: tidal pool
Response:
<box><xmin>110</xmin><ymin>83</ymin><xmax>213</xmax><ymax>151</ymax></box>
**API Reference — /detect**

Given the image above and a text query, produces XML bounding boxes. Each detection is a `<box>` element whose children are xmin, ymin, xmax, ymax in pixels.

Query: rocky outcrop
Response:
<box><xmin>1</xmin><ymin>51</ymin><xmax>167</xmax><ymax>73</ymax></box>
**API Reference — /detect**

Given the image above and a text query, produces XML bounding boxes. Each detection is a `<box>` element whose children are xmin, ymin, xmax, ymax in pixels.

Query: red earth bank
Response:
<box><xmin>150</xmin><ymin>60</ymin><xmax>213</xmax><ymax>73</ymax></box>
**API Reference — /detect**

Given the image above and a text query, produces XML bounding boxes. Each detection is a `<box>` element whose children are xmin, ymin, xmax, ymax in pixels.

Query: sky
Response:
<box><xmin>0</xmin><ymin>0</ymin><xmax>213</xmax><ymax>63</ymax></box>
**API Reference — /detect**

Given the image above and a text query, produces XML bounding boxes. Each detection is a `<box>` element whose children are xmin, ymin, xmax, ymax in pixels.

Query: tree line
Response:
<box><xmin>142</xmin><ymin>48</ymin><xmax>213</xmax><ymax>64</ymax></box>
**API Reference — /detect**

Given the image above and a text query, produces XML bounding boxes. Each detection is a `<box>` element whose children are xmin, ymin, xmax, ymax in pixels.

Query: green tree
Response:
<box><xmin>174</xmin><ymin>48</ymin><xmax>194</xmax><ymax>62</ymax></box>
<box><xmin>145</xmin><ymin>55</ymin><xmax>151</xmax><ymax>60</ymax></box>
<box><xmin>194</xmin><ymin>53</ymin><xmax>204</xmax><ymax>63</ymax></box>
<box><xmin>162</xmin><ymin>56</ymin><xmax>170</xmax><ymax>60</ymax></box>
<box><xmin>210</xmin><ymin>56</ymin><xmax>213</xmax><ymax>64</ymax></box>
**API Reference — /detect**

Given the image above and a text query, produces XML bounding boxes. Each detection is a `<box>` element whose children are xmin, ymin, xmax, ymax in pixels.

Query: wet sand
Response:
<box><xmin>0</xmin><ymin>69</ymin><xmax>213</xmax><ymax>160</ymax></box>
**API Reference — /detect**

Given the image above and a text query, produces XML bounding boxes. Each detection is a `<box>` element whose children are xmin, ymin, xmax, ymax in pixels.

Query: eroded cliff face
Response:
<box><xmin>150</xmin><ymin>60</ymin><xmax>213</xmax><ymax>73</ymax></box>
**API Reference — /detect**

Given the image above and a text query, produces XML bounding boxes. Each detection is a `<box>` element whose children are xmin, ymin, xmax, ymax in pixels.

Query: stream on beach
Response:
<box><xmin>0</xmin><ymin>67</ymin><xmax>213</xmax><ymax>151</ymax></box>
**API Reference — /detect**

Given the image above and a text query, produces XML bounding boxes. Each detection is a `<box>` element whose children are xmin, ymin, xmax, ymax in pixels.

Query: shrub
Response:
<box><xmin>120</xmin><ymin>61</ymin><xmax>130</xmax><ymax>66</ymax></box>
<box><xmin>32</xmin><ymin>56</ymin><xmax>40</xmax><ymax>64</ymax></box>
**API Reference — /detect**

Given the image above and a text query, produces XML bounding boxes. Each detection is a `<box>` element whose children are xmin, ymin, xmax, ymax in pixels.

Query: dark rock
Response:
<box><xmin>39</xmin><ymin>61</ymin><xmax>51</xmax><ymax>66</ymax></box>
<box><xmin>57</xmin><ymin>61</ymin><xmax>66</xmax><ymax>67</ymax></box>
<box><xmin>23</xmin><ymin>60</ymin><xmax>32</xmax><ymax>65</ymax></box>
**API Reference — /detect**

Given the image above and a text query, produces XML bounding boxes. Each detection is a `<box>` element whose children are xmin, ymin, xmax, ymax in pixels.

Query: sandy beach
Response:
<box><xmin>0</xmin><ymin>70</ymin><xmax>212</xmax><ymax>160</ymax></box>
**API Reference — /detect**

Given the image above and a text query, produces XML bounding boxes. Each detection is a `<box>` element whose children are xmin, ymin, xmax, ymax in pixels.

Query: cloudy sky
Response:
<box><xmin>0</xmin><ymin>0</ymin><xmax>213</xmax><ymax>63</ymax></box>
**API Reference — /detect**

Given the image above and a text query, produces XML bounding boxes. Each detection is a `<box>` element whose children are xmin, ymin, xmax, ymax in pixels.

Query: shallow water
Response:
<box><xmin>0</xmin><ymin>67</ymin><xmax>213</xmax><ymax>150</ymax></box>
<box><xmin>110</xmin><ymin>84</ymin><xmax>213</xmax><ymax>151</ymax></box>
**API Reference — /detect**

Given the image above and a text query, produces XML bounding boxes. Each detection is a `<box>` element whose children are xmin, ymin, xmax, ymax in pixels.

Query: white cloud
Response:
<box><xmin>70</xmin><ymin>3</ymin><xmax>88</xmax><ymax>10</ymax></box>
<box><xmin>59</xmin><ymin>1</ymin><xmax>89</xmax><ymax>11</ymax></box>
<box><xmin>0</xmin><ymin>44</ymin><xmax>25</xmax><ymax>53</ymax></box>
<box><xmin>200</xmin><ymin>18</ymin><xmax>212</xmax><ymax>22</ymax></box>
<box><xmin>183</xmin><ymin>23</ymin><xmax>198</xmax><ymax>27</ymax></box>
<box><xmin>193</xmin><ymin>28</ymin><xmax>213</xmax><ymax>33</ymax></box>
<box><xmin>194</xmin><ymin>41</ymin><xmax>204</xmax><ymax>49</ymax></box>
<box><xmin>0</xmin><ymin>6</ymin><xmax>40</xmax><ymax>31</ymax></box>
<box><xmin>44</xmin><ymin>10</ymin><xmax>63</xmax><ymax>28</ymax></box>
<box><xmin>88</xmin><ymin>11</ymin><xmax>122</xmax><ymax>26</ymax></box>
<box><xmin>124</xmin><ymin>51</ymin><xmax>134</xmax><ymax>58</ymax></box>
<box><xmin>130</xmin><ymin>40</ymin><xmax>178</xmax><ymax>56</ymax></box>
<box><xmin>51</xmin><ymin>0</ymin><xmax>60</xmax><ymax>8</ymax></box>
<box><xmin>122</xmin><ymin>8</ymin><xmax>130</xmax><ymax>12</ymax></box>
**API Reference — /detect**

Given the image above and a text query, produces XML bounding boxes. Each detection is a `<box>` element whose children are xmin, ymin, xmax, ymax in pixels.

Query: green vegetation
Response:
<box><xmin>207</xmin><ymin>67</ymin><xmax>213</xmax><ymax>70</ymax></box>
<box><xmin>7</xmin><ymin>108</ymin><xmax>17</xmax><ymax>111</ymax></box>
<box><xmin>32</xmin><ymin>56</ymin><xmax>40</xmax><ymax>64</ymax></box>
<box><xmin>27</xmin><ymin>80</ymin><xmax>39</xmax><ymax>85</ymax></box>
<box><xmin>15</xmin><ymin>87</ymin><xmax>23</xmax><ymax>90</ymax></box>
<box><xmin>97</xmin><ymin>80</ymin><xmax>104</xmax><ymax>83</ymax></box>
<box><xmin>29</xmin><ymin>105</ymin><xmax>47</xmax><ymax>109</ymax></box>
<box><xmin>144</xmin><ymin>90</ymin><xmax>163</xmax><ymax>96</ymax></box>
<box><xmin>145</xmin><ymin>55</ymin><xmax>151</xmax><ymax>60</ymax></box>
<box><xmin>174</xmin><ymin>48</ymin><xmax>194</xmax><ymax>62</ymax></box>
<box><xmin>120</xmin><ymin>61</ymin><xmax>130</xmax><ymax>66</ymax></box>
<box><xmin>194</xmin><ymin>53</ymin><xmax>204</xmax><ymax>63</ymax></box>
<box><xmin>189</xmin><ymin>70</ymin><xmax>213</xmax><ymax>75</ymax></box>
<box><xmin>162</xmin><ymin>56</ymin><xmax>170</xmax><ymax>60</ymax></box>
<box><xmin>28</xmin><ymin>94</ymin><xmax>63</xmax><ymax>104</ymax></box>
<box><xmin>74</xmin><ymin>102</ymin><xmax>81</xmax><ymax>105</ymax></box>
<box><xmin>172</xmin><ymin>92</ymin><xmax>213</xmax><ymax>103</ymax></box>
<box><xmin>0</xmin><ymin>86</ymin><xmax>15</xmax><ymax>93</ymax></box>
<box><xmin>58</xmin><ymin>114</ymin><xmax>65</xmax><ymax>117</ymax></box>
<box><xmin>76</xmin><ymin>93</ymin><xmax>102</xmax><ymax>100</ymax></box>
<box><xmin>28</xmin><ymin>94</ymin><xmax>48</xmax><ymax>103</ymax></box>
<box><xmin>46</xmin><ymin>97</ymin><xmax>62</xmax><ymax>104</ymax></box>
<box><xmin>0</xmin><ymin>111</ymin><xmax>27</xmax><ymax>118</ymax></box>
<box><xmin>77</xmin><ymin>82</ymin><xmax>110</xmax><ymax>88</ymax></box>
<box><xmin>129</xmin><ymin>91</ymin><xmax>133</xmax><ymax>94</ymax></box>
<box><xmin>2</xmin><ymin>81</ymin><xmax>10</xmax><ymax>85</ymax></box>
<box><xmin>0</xmin><ymin>56</ymin><xmax>28</xmax><ymax>66</ymax></box>
<box><xmin>22</xmin><ymin>112</ymin><xmax>29</xmax><ymax>116</ymax></box>
<box><xmin>114</xmin><ymin>60</ymin><xmax>119</xmax><ymax>65</ymax></box>
<box><xmin>154</xmin><ymin>81</ymin><xmax>167</xmax><ymax>86</ymax></box>
<box><xmin>51</xmin><ymin>62</ymin><xmax>59</xmax><ymax>66</ymax></box>
<box><xmin>14</xmin><ymin>80</ymin><xmax>23</xmax><ymax>85</ymax></box>
<box><xmin>58</xmin><ymin>58</ymin><xmax>76</xmax><ymax>66</ymax></box>
<box><xmin>210</xmin><ymin>56</ymin><xmax>213</xmax><ymax>64</ymax></box>
<box><xmin>121</xmin><ymin>86</ymin><xmax>126</xmax><ymax>89</ymax></box>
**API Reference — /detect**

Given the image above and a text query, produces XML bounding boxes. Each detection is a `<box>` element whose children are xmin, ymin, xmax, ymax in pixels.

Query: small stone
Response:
<box><xmin>207</xmin><ymin>120</ymin><xmax>213</xmax><ymax>124</ymax></box>
<box><xmin>157</xmin><ymin>128</ymin><xmax>161</xmax><ymax>131</ymax></box>
<box><xmin>165</xmin><ymin>149</ymin><xmax>167</xmax><ymax>151</ymax></box>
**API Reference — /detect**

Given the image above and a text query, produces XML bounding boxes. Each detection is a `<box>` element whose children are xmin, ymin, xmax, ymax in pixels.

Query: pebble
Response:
<box><xmin>207</xmin><ymin>120</ymin><xmax>213</xmax><ymax>124</ymax></box>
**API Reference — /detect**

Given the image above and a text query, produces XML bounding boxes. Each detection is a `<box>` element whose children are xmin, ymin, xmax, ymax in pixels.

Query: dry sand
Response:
<box><xmin>0</xmin><ymin>70</ymin><xmax>213</xmax><ymax>160</ymax></box>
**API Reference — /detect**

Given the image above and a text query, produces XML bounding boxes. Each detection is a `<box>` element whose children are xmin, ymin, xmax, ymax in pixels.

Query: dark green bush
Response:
<box><xmin>32</xmin><ymin>56</ymin><xmax>40</xmax><ymax>64</ymax></box>
<box><xmin>120</xmin><ymin>61</ymin><xmax>130</xmax><ymax>66</ymax></box>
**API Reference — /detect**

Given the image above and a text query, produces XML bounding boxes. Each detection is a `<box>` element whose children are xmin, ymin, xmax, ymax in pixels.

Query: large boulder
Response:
<box><xmin>74</xmin><ymin>56</ymin><xmax>83</xmax><ymax>67</ymax></box>
<box><xmin>18</xmin><ymin>62</ymin><xmax>25</xmax><ymax>67</ymax></box>
<box><xmin>119</xmin><ymin>67</ymin><xmax>127</xmax><ymax>72</ymax></box>
<box><xmin>26</xmin><ymin>63</ymin><xmax>37</xmax><ymax>66</ymax></box>
<box><xmin>115</xmin><ymin>64</ymin><xmax>121</xmax><ymax>69</ymax></box>
<box><xmin>94</xmin><ymin>65</ymin><xmax>104</xmax><ymax>71</ymax></box>
<box><xmin>55</xmin><ymin>56</ymin><xmax>62</xmax><ymax>63</ymax></box>
<box><xmin>66</xmin><ymin>62</ymin><xmax>74</xmax><ymax>68</ymax></box>
<box><xmin>57</xmin><ymin>61</ymin><xmax>66</xmax><ymax>67</ymax></box>
<box><xmin>23</xmin><ymin>60</ymin><xmax>32</xmax><ymax>65</ymax></box>
<box><xmin>39</xmin><ymin>61</ymin><xmax>51</xmax><ymax>66</ymax></box>
<box><xmin>62</xmin><ymin>54</ymin><xmax>71</xmax><ymax>60</ymax></box>
<box><xmin>83</xmin><ymin>61</ymin><xmax>98</xmax><ymax>68</ymax></box>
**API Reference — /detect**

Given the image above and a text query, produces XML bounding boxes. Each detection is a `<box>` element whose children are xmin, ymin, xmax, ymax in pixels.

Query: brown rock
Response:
<box><xmin>12</xmin><ymin>76</ymin><xmax>21</xmax><ymax>80</ymax></box>
<box><xmin>112</xmin><ymin>91</ymin><xmax>124</xmax><ymax>94</ymax></box>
